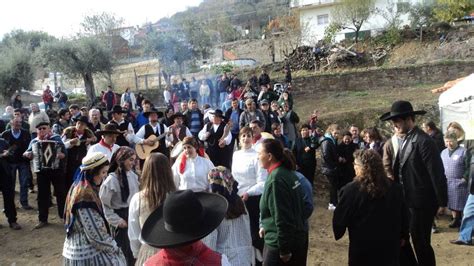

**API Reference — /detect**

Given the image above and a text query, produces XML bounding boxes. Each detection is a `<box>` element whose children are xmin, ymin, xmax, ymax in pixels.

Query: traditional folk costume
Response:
<box><xmin>198</xmin><ymin>110</ymin><xmax>232</xmax><ymax>169</ymax></box>
<box><xmin>86</xmin><ymin>124</ymin><xmax>122</xmax><ymax>162</ymax></box>
<box><xmin>62</xmin><ymin>120</ymin><xmax>95</xmax><ymax>191</ymax></box>
<box><xmin>135</xmin><ymin>109</ymin><xmax>171</xmax><ymax>158</ymax></box>
<box><xmin>63</xmin><ymin>153</ymin><xmax>126</xmax><ymax>265</ymax></box>
<box><xmin>172</xmin><ymin>152</ymin><xmax>214</xmax><ymax>192</ymax></box>
<box><xmin>26</xmin><ymin>124</ymin><xmax>67</xmax><ymax>225</ymax></box>
<box><xmin>108</xmin><ymin>105</ymin><xmax>140</xmax><ymax>147</ymax></box>
<box><xmin>99</xmin><ymin>147</ymin><xmax>140</xmax><ymax>265</ymax></box>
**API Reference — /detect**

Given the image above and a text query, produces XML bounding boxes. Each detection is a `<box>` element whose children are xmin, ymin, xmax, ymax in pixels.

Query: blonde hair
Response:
<box><xmin>447</xmin><ymin>122</ymin><xmax>465</xmax><ymax>142</ymax></box>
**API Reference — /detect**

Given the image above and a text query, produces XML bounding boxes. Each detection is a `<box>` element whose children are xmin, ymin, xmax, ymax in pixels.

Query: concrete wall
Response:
<box><xmin>290</xmin><ymin>60</ymin><xmax>474</xmax><ymax>95</ymax></box>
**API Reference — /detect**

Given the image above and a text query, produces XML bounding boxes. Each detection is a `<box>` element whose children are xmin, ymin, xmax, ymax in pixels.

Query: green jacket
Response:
<box><xmin>260</xmin><ymin>165</ymin><xmax>306</xmax><ymax>255</ymax></box>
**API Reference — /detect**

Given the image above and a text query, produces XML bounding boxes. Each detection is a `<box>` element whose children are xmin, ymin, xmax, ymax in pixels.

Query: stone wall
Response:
<box><xmin>290</xmin><ymin>60</ymin><xmax>474</xmax><ymax>95</ymax></box>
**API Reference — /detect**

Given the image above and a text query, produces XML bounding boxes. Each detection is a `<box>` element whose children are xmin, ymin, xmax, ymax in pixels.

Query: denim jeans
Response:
<box><xmin>459</xmin><ymin>194</ymin><xmax>474</xmax><ymax>242</ymax></box>
<box><xmin>219</xmin><ymin>92</ymin><xmax>227</xmax><ymax>107</ymax></box>
<box><xmin>44</xmin><ymin>102</ymin><xmax>53</xmax><ymax>111</ymax></box>
<box><xmin>200</xmin><ymin>95</ymin><xmax>209</xmax><ymax>105</ymax></box>
<box><xmin>58</xmin><ymin>102</ymin><xmax>66</xmax><ymax>109</ymax></box>
<box><xmin>11</xmin><ymin>162</ymin><xmax>31</xmax><ymax>207</ymax></box>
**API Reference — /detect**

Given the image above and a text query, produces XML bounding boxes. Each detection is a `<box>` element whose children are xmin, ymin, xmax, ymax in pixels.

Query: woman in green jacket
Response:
<box><xmin>257</xmin><ymin>138</ymin><xmax>307</xmax><ymax>265</ymax></box>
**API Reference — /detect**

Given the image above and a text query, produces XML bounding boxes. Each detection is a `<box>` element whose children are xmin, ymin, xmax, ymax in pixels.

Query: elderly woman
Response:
<box><xmin>333</xmin><ymin>149</ymin><xmax>409</xmax><ymax>266</ymax></box>
<box><xmin>99</xmin><ymin>147</ymin><xmax>139</xmax><ymax>265</ymax></box>
<box><xmin>63</xmin><ymin>152</ymin><xmax>126</xmax><ymax>265</ymax></box>
<box><xmin>441</xmin><ymin>131</ymin><xmax>470</xmax><ymax>228</ymax></box>
<box><xmin>447</xmin><ymin>121</ymin><xmax>474</xmax><ymax>155</ymax></box>
<box><xmin>258</xmin><ymin>139</ymin><xmax>306</xmax><ymax>265</ymax></box>
<box><xmin>128</xmin><ymin>153</ymin><xmax>176</xmax><ymax>265</ymax></box>
<box><xmin>172</xmin><ymin>136</ymin><xmax>214</xmax><ymax>192</ymax></box>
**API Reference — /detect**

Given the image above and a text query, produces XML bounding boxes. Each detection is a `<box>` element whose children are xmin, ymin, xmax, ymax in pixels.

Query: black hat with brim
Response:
<box><xmin>144</xmin><ymin>108</ymin><xmax>164</xmax><ymax>118</ymax></box>
<box><xmin>170</xmin><ymin>112</ymin><xmax>185</xmax><ymax>121</ymax></box>
<box><xmin>380</xmin><ymin>100</ymin><xmax>427</xmax><ymax>121</ymax></box>
<box><xmin>96</xmin><ymin>124</ymin><xmax>123</xmax><ymax>136</ymax></box>
<box><xmin>141</xmin><ymin>190</ymin><xmax>227</xmax><ymax>248</ymax></box>
<box><xmin>210</xmin><ymin>109</ymin><xmax>224</xmax><ymax>118</ymax></box>
<box><xmin>73</xmin><ymin>115</ymin><xmax>89</xmax><ymax>124</ymax></box>
<box><xmin>110</xmin><ymin>105</ymin><xmax>127</xmax><ymax>114</ymax></box>
<box><xmin>36</xmin><ymin>122</ymin><xmax>50</xmax><ymax>129</ymax></box>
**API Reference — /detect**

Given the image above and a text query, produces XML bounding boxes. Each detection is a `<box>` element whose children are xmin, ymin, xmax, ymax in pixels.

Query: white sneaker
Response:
<box><xmin>328</xmin><ymin>203</ymin><xmax>336</xmax><ymax>211</ymax></box>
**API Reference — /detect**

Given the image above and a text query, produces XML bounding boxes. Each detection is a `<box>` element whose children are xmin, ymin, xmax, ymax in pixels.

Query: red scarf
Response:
<box><xmin>145</xmin><ymin>241</ymin><xmax>221</xmax><ymax>266</ymax></box>
<box><xmin>179</xmin><ymin>148</ymin><xmax>206</xmax><ymax>174</ymax></box>
<box><xmin>253</xmin><ymin>134</ymin><xmax>262</xmax><ymax>144</ymax></box>
<box><xmin>267</xmin><ymin>161</ymin><xmax>282</xmax><ymax>174</ymax></box>
<box><xmin>99</xmin><ymin>139</ymin><xmax>113</xmax><ymax>152</ymax></box>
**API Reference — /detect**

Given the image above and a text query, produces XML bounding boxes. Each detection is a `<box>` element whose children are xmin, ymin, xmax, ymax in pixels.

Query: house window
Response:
<box><xmin>317</xmin><ymin>14</ymin><xmax>329</xmax><ymax>25</ymax></box>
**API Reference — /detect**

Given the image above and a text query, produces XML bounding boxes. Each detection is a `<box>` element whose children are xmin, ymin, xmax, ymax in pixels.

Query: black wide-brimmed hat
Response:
<box><xmin>144</xmin><ymin>108</ymin><xmax>164</xmax><ymax>118</ymax></box>
<box><xmin>210</xmin><ymin>109</ymin><xmax>224</xmax><ymax>118</ymax></box>
<box><xmin>380</xmin><ymin>100</ymin><xmax>426</xmax><ymax>121</ymax></box>
<box><xmin>141</xmin><ymin>190</ymin><xmax>227</xmax><ymax>248</ymax></box>
<box><xmin>73</xmin><ymin>115</ymin><xmax>89</xmax><ymax>124</ymax></box>
<box><xmin>110</xmin><ymin>105</ymin><xmax>127</xmax><ymax>114</ymax></box>
<box><xmin>170</xmin><ymin>112</ymin><xmax>185</xmax><ymax>121</ymax></box>
<box><xmin>96</xmin><ymin>124</ymin><xmax>123</xmax><ymax>136</ymax></box>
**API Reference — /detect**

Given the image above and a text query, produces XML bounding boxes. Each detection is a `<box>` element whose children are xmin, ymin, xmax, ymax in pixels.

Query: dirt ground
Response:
<box><xmin>1</xmin><ymin>179</ymin><xmax>473</xmax><ymax>266</ymax></box>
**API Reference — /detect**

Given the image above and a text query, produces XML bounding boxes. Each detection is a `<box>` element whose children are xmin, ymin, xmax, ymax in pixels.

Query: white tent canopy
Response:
<box><xmin>439</xmin><ymin>73</ymin><xmax>474</xmax><ymax>139</ymax></box>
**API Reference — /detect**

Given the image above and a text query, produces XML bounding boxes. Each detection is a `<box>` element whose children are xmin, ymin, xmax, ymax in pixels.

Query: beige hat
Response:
<box><xmin>80</xmin><ymin>152</ymin><xmax>108</xmax><ymax>171</ymax></box>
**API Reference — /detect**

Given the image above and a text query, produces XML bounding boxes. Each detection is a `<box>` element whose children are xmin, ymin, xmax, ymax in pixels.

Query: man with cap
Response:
<box><xmin>108</xmin><ymin>105</ymin><xmax>141</xmax><ymax>147</ymax></box>
<box><xmin>23</xmin><ymin>122</ymin><xmax>66</xmax><ymax>229</ymax></box>
<box><xmin>168</xmin><ymin>112</ymin><xmax>192</xmax><ymax>147</ymax></box>
<box><xmin>240</xmin><ymin>99</ymin><xmax>266</xmax><ymax>129</ymax></box>
<box><xmin>87</xmin><ymin>124</ymin><xmax>122</xmax><ymax>161</ymax></box>
<box><xmin>136</xmin><ymin>108</ymin><xmax>172</xmax><ymax>158</ymax></box>
<box><xmin>141</xmin><ymin>189</ymin><xmax>230</xmax><ymax>265</ymax></box>
<box><xmin>380</xmin><ymin>100</ymin><xmax>447</xmax><ymax>266</ymax></box>
<box><xmin>260</xmin><ymin>99</ymin><xmax>280</xmax><ymax>133</ymax></box>
<box><xmin>62</xmin><ymin>116</ymin><xmax>97</xmax><ymax>191</ymax></box>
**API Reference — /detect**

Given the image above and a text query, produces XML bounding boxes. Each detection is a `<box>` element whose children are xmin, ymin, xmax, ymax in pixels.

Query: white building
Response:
<box><xmin>291</xmin><ymin>0</ymin><xmax>433</xmax><ymax>44</ymax></box>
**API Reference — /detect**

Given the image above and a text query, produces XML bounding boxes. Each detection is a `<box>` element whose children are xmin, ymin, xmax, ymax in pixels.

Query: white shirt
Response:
<box><xmin>99</xmin><ymin>171</ymin><xmax>140</xmax><ymax>227</ymax></box>
<box><xmin>87</xmin><ymin>142</ymin><xmax>120</xmax><ymax>162</ymax></box>
<box><xmin>164</xmin><ymin>90</ymin><xmax>171</xmax><ymax>103</ymax></box>
<box><xmin>128</xmin><ymin>192</ymin><xmax>146</xmax><ymax>258</ymax></box>
<box><xmin>112</xmin><ymin>119</ymin><xmax>141</xmax><ymax>144</ymax></box>
<box><xmin>198</xmin><ymin>124</ymin><xmax>232</xmax><ymax>146</ymax></box>
<box><xmin>172</xmin><ymin>155</ymin><xmax>215</xmax><ymax>192</ymax></box>
<box><xmin>232</xmin><ymin>148</ymin><xmax>267</xmax><ymax>196</ymax></box>
<box><xmin>136</xmin><ymin>122</ymin><xmax>172</xmax><ymax>147</ymax></box>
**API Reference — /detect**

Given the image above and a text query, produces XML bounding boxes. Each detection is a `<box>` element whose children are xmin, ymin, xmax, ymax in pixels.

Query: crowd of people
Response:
<box><xmin>0</xmin><ymin>68</ymin><xmax>472</xmax><ymax>265</ymax></box>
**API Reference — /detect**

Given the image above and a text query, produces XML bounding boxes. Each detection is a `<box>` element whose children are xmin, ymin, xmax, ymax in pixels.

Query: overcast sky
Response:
<box><xmin>0</xmin><ymin>0</ymin><xmax>203</xmax><ymax>39</ymax></box>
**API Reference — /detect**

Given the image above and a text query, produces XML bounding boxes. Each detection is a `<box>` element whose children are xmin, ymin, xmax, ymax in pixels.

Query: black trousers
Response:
<box><xmin>326</xmin><ymin>174</ymin><xmax>339</xmax><ymax>206</ymax></box>
<box><xmin>409</xmin><ymin>206</ymin><xmax>437</xmax><ymax>266</ymax></box>
<box><xmin>263</xmin><ymin>237</ymin><xmax>307</xmax><ymax>266</ymax></box>
<box><xmin>36</xmin><ymin>170</ymin><xmax>66</xmax><ymax>223</ymax></box>
<box><xmin>114</xmin><ymin>207</ymin><xmax>135</xmax><ymax>266</ymax></box>
<box><xmin>0</xmin><ymin>162</ymin><xmax>17</xmax><ymax>224</ymax></box>
<box><xmin>245</xmin><ymin>195</ymin><xmax>264</xmax><ymax>252</ymax></box>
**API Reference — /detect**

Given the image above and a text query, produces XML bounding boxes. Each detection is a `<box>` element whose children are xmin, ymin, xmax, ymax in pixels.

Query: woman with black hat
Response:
<box><xmin>99</xmin><ymin>146</ymin><xmax>139</xmax><ymax>265</ymax></box>
<box><xmin>63</xmin><ymin>152</ymin><xmax>126</xmax><ymax>265</ymax></box>
<box><xmin>141</xmin><ymin>189</ymin><xmax>230</xmax><ymax>265</ymax></box>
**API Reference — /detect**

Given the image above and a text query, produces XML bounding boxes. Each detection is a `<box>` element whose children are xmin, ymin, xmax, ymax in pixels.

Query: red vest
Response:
<box><xmin>144</xmin><ymin>241</ymin><xmax>222</xmax><ymax>266</ymax></box>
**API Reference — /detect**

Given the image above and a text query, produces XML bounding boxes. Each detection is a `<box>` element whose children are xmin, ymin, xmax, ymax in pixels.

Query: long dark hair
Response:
<box><xmin>261</xmin><ymin>139</ymin><xmax>294</xmax><ymax>170</ymax></box>
<box><xmin>140</xmin><ymin>153</ymin><xmax>176</xmax><ymax>210</ymax></box>
<box><xmin>353</xmin><ymin>149</ymin><xmax>389</xmax><ymax>198</ymax></box>
<box><xmin>109</xmin><ymin>146</ymin><xmax>136</xmax><ymax>203</ymax></box>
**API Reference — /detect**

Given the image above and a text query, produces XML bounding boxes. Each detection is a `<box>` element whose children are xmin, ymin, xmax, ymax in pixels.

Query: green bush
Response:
<box><xmin>211</xmin><ymin>64</ymin><xmax>234</xmax><ymax>74</ymax></box>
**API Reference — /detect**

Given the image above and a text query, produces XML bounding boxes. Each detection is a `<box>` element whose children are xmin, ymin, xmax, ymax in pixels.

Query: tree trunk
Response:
<box><xmin>177</xmin><ymin>63</ymin><xmax>183</xmax><ymax>78</ymax></box>
<box><xmin>82</xmin><ymin>72</ymin><xmax>96</xmax><ymax>107</ymax></box>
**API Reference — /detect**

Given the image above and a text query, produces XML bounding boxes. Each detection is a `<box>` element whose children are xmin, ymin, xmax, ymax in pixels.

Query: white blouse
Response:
<box><xmin>232</xmin><ymin>148</ymin><xmax>267</xmax><ymax>197</ymax></box>
<box><xmin>202</xmin><ymin>214</ymin><xmax>254</xmax><ymax>266</ymax></box>
<box><xmin>172</xmin><ymin>155</ymin><xmax>215</xmax><ymax>192</ymax></box>
<box><xmin>99</xmin><ymin>171</ymin><xmax>140</xmax><ymax>227</ymax></box>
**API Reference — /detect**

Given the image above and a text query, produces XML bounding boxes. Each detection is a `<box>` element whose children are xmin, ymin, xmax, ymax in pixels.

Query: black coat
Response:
<box><xmin>333</xmin><ymin>181</ymin><xmax>409</xmax><ymax>266</ymax></box>
<box><xmin>337</xmin><ymin>142</ymin><xmax>358</xmax><ymax>185</ymax></box>
<box><xmin>430</xmin><ymin>130</ymin><xmax>445</xmax><ymax>154</ymax></box>
<box><xmin>394</xmin><ymin>127</ymin><xmax>447</xmax><ymax>208</ymax></box>
<box><xmin>320</xmin><ymin>136</ymin><xmax>339</xmax><ymax>177</ymax></box>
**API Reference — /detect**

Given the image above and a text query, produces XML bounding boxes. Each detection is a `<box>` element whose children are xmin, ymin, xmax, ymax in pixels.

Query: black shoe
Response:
<box><xmin>450</xmin><ymin>239</ymin><xmax>472</xmax><ymax>246</ymax></box>
<box><xmin>9</xmin><ymin>222</ymin><xmax>21</xmax><ymax>230</ymax></box>
<box><xmin>21</xmin><ymin>205</ymin><xmax>33</xmax><ymax>210</ymax></box>
<box><xmin>34</xmin><ymin>221</ymin><xmax>48</xmax><ymax>229</ymax></box>
<box><xmin>449</xmin><ymin>218</ymin><xmax>461</xmax><ymax>228</ymax></box>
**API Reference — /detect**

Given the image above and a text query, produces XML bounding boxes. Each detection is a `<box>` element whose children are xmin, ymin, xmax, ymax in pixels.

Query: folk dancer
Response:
<box><xmin>199</xmin><ymin>109</ymin><xmax>232</xmax><ymax>169</ymax></box>
<box><xmin>87</xmin><ymin>124</ymin><xmax>122</xmax><ymax>161</ymax></box>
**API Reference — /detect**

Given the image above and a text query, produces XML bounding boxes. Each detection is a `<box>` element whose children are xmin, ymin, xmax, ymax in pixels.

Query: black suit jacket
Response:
<box><xmin>396</xmin><ymin>127</ymin><xmax>447</xmax><ymax>208</ymax></box>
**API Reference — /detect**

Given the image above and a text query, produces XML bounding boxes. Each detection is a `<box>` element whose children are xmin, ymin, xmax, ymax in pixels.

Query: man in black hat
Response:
<box><xmin>168</xmin><ymin>112</ymin><xmax>192</xmax><ymax>147</ymax></box>
<box><xmin>108</xmin><ymin>105</ymin><xmax>140</xmax><ymax>147</ymax></box>
<box><xmin>87</xmin><ymin>124</ymin><xmax>122</xmax><ymax>161</ymax></box>
<box><xmin>141</xmin><ymin>190</ymin><xmax>229</xmax><ymax>265</ymax></box>
<box><xmin>23</xmin><ymin>122</ymin><xmax>66</xmax><ymax>229</ymax></box>
<box><xmin>62</xmin><ymin>116</ymin><xmax>97</xmax><ymax>191</ymax></box>
<box><xmin>136</xmin><ymin>108</ymin><xmax>172</xmax><ymax>158</ymax></box>
<box><xmin>199</xmin><ymin>109</ymin><xmax>233</xmax><ymax>168</ymax></box>
<box><xmin>380</xmin><ymin>100</ymin><xmax>447</xmax><ymax>266</ymax></box>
